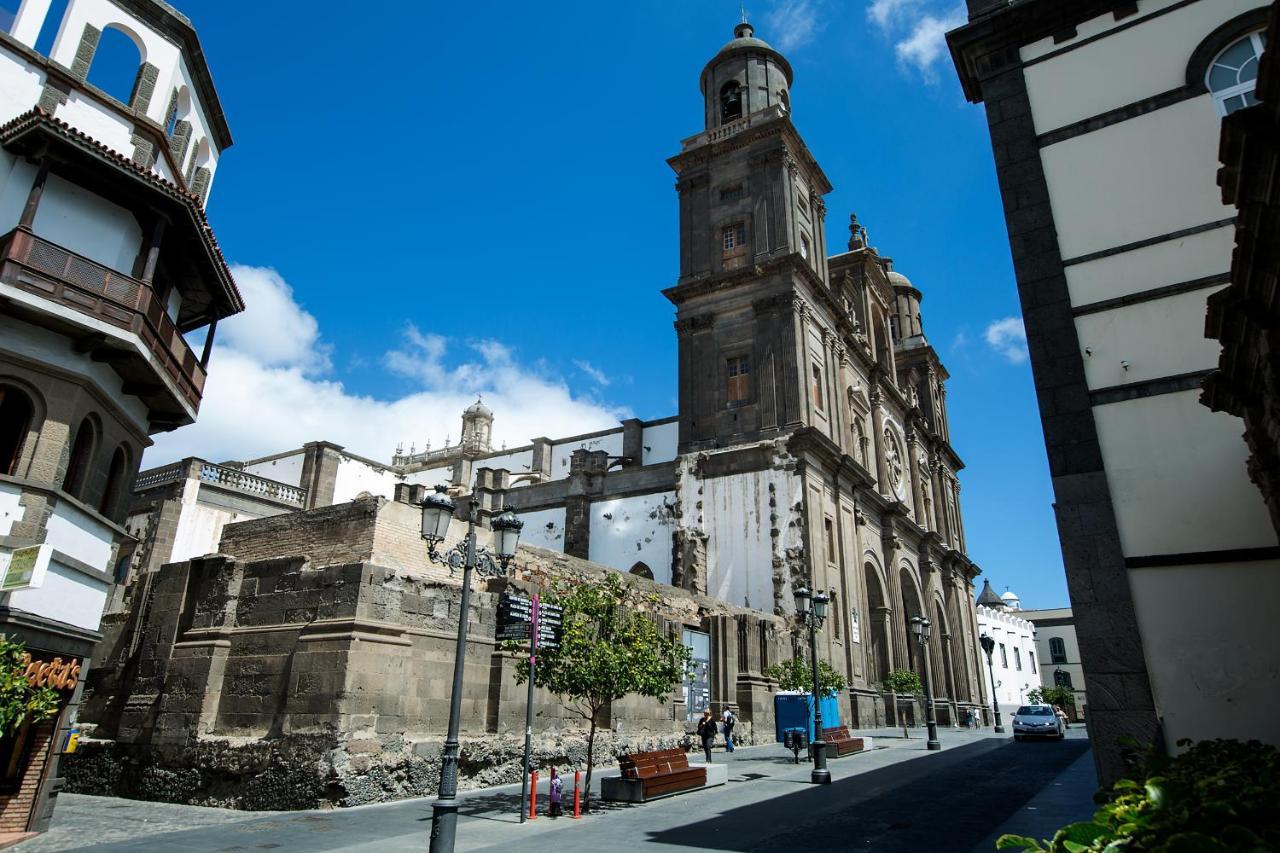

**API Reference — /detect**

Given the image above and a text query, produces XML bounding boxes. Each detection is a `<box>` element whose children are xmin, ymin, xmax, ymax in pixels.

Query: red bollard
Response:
<box><xmin>529</xmin><ymin>770</ymin><xmax>538</xmax><ymax>820</ymax></box>
<box><xmin>573</xmin><ymin>770</ymin><xmax>581</xmax><ymax>819</ymax></box>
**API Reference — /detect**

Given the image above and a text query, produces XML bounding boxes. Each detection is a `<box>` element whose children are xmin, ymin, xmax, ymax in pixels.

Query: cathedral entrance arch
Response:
<box><xmin>864</xmin><ymin>562</ymin><xmax>891</xmax><ymax>685</ymax></box>
<box><xmin>899</xmin><ymin>565</ymin><xmax>924</xmax><ymax>674</ymax></box>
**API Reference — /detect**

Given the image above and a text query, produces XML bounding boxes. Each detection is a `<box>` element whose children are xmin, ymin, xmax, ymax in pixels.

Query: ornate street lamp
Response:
<box><xmin>910</xmin><ymin>616</ymin><xmax>941</xmax><ymax>751</ymax></box>
<box><xmin>424</xmin><ymin>486</ymin><xmax>522</xmax><ymax>853</ymax></box>
<box><xmin>979</xmin><ymin>633</ymin><xmax>1005</xmax><ymax>734</ymax></box>
<box><xmin>794</xmin><ymin>586</ymin><xmax>832</xmax><ymax>785</ymax></box>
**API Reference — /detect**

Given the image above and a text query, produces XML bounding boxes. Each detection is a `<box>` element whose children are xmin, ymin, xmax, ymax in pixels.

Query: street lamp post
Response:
<box><xmin>978</xmin><ymin>633</ymin><xmax>1004</xmax><ymax>734</ymax></box>
<box><xmin>794</xmin><ymin>587</ymin><xmax>831</xmax><ymax>785</ymax></box>
<box><xmin>910</xmin><ymin>616</ymin><xmax>941</xmax><ymax>751</ymax></box>
<box><xmin>421</xmin><ymin>487</ymin><xmax>522</xmax><ymax>853</ymax></box>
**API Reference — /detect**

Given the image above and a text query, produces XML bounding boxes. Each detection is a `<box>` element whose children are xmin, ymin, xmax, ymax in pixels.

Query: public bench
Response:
<box><xmin>602</xmin><ymin>748</ymin><xmax>708</xmax><ymax>802</ymax></box>
<box><xmin>820</xmin><ymin>725</ymin><xmax>866</xmax><ymax>757</ymax></box>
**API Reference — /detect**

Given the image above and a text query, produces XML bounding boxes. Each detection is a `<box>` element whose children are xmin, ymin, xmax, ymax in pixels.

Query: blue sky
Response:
<box><xmin>142</xmin><ymin>0</ymin><xmax>1067</xmax><ymax>608</ymax></box>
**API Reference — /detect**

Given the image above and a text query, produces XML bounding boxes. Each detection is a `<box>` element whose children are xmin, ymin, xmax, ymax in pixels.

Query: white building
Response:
<box><xmin>974</xmin><ymin>580</ymin><xmax>1039</xmax><ymax>719</ymax></box>
<box><xmin>0</xmin><ymin>0</ymin><xmax>238</xmax><ymax>834</ymax></box>
<box><xmin>950</xmin><ymin>0</ymin><xmax>1280</xmax><ymax>781</ymax></box>
<box><xmin>1022</xmin><ymin>607</ymin><xmax>1086</xmax><ymax>722</ymax></box>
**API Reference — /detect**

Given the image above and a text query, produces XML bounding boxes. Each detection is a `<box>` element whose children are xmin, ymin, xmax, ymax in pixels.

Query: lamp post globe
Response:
<box><xmin>979</xmin><ymin>633</ymin><xmax>1004</xmax><ymax>734</ymax></box>
<box><xmin>794</xmin><ymin>586</ymin><xmax>811</xmax><ymax>616</ymax></box>
<box><xmin>491</xmin><ymin>507</ymin><xmax>523</xmax><ymax>565</ymax></box>
<box><xmin>421</xmin><ymin>486</ymin><xmax>456</xmax><ymax>545</ymax></box>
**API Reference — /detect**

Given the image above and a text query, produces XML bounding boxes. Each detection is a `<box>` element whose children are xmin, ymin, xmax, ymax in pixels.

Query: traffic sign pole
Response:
<box><xmin>519</xmin><ymin>593</ymin><xmax>540</xmax><ymax>823</ymax></box>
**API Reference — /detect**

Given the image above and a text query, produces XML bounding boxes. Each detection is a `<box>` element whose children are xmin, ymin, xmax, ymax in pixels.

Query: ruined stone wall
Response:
<box><xmin>73</xmin><ymin>496</ymin><xmax>788</xmax><ymax>808</ymax></box>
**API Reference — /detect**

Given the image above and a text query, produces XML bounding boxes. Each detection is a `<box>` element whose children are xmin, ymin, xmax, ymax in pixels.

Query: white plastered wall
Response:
<box><xmin>1022</xmin><ymin>0</ymin><xmax>1264</xmax><ymax>131</ymax></box>
<box><xmin>549</xmin><ymin>431</ymin><xmax>624</xmax><ymax>478</ymax></box>
<box><xmin>641</xmin><ymin>421</ymin><xmax>678</xmax><ymax>466</ymax></box>
<box><xmin>1130</xmin><ymin>560</ymin><xmax>1280</xmax><ymax>748</ymax></box>
<box><xmin>1064</xmin><ymin>225</ymin><xmax>1233</xmax><ymax>306</ymax></box>
<box><xmin>1092</xmin><ymin>391</ymin><xmax>1275</xmax><ymax>556</ymax></box>
<box><xmin>588</xmin><ymin>492</ymin><xmax>676</xmax><ymax>584</ymax></box>
<box><xmin>332</xmin><ymin>456</ymin><xmax>398</xmax><ymax>503</ymax></box>
<box><xmin>1074</xmin><ymin>287</ymin><xmax>1227</xmax><ymax>389</ymax></box>
<box><xmin>240</xmin><ymin>451</ymin><xmax>305</xmax><ymax>487</ymax></box>
<box><xmin>517</xmin><ymin>506</ymin><xmax>565</xmax><ymax>552</ymax></box>
<box><xmin>7</xmin><ymin>499</ymin><xmax>112</xmax><ymax>631</ymax></box>
<box><xmin>1039</xmin><ymin>99</ymin><xmax>1235</xmax><ymax>260</ymax></box>
<box><xmin>976</xmin><ymin>605</ymin><xmax>1040</xmax><ymax>715</ymax></box>
<box><xmin>32</xmin><ymin>173</ymin><xmax>142</xmax><ymax>273</ymax></box>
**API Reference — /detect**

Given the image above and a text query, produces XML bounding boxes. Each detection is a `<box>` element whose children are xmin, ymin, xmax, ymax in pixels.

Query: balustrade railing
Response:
<box><xmin>133</xmin><ymin>462</ymin><xmax>185</xmax><ymax>491</ymax></box>
<box><xmin>198</xmin><ymin>463</ymin><xmax>307</xmax><ymax>506</ymax></box>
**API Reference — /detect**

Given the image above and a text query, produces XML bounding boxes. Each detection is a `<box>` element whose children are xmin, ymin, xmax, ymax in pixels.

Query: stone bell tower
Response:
<box><xmin>459</xmin><ymin>397</ymin><xmax>493</xmax><ymax>455</ymax></box>
<box><xmin>666</xmin><ymin>20</ymin><xmax>837</xmax><ymax>452</ymax></box>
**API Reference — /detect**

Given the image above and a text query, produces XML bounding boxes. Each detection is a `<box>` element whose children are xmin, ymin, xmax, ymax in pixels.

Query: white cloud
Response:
<box><xmin>984</xmin><ymin>317</ymin><xmax>1028</xmax><ymax>364</ymax></box>
<box><xmin>865</xmin><ymin>1</ymin><xmax>965</xmax><ymax>81</ymax></box>
<box><xmin>574</xmin><ymin>360</ymin><xmax>611</xmax><ymax>386</ymax></box>
<box><xmin>867</xmin><ymin>0</ymin><xmax>917</xmax><ymax>30</ymax></box>
<box><xmin>894</xmin><ymin>5</ymin><xmax>966</xmax><ymax>81</ymax></box>
<box><xmin>219</xmin><ymin>265</ymin><xmax>329</xmax><ymax>372</ymax></box>
<box><xmin>766</xmin><ymin>0</ymin><xmax>822</xmax><ymax>52</ymax></box>
<box><xmin>146</xmin><ymin>266</ymin><xmax>630</xmax><ymax>466</ymax></box>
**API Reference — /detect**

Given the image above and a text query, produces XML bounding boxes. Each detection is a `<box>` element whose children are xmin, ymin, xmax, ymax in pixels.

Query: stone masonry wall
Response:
<box><xmin>72</xmin><ymin>497</ymin><xmax>789</xmax><ymax>808</ymax></box>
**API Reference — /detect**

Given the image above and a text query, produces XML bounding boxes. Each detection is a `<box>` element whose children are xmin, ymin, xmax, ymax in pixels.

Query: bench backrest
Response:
<box><xmin>822</xmin><ymin>725</ymin><xmax>851</xmax><ymax>739</ymax></box>
<box><xmin>620</xmin><ymin>748</ymin><xmax>691</xmax><ymax>779</ymax></box>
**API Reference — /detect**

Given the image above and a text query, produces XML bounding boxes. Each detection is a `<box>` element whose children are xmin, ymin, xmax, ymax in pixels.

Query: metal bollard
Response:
<box><xmin>529</xmin><ymin>770</ymin><xmax>538</xmax><ymax>820</ymax></box>
<box><xmin>573</xmin><ymin>770</ymin><xmax>581</xmax><ymax>819</ymax></box>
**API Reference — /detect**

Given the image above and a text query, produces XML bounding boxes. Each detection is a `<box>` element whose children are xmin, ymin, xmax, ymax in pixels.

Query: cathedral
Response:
<box><xmin>76</xmin><ymin>20</ymin><xmax>989</xmax><ymax>804</ymax></box>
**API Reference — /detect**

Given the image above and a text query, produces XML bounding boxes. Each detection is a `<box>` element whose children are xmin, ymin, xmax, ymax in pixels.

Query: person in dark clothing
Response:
<box><xmin>548</xmin><ymin>767</ymin><xmax>563</xmax><ymax>817</ymax></box>
<box><xmin>722</xmin><ymin>708</ymin><xmax>736</xmax><ymax>752</ymax></box>
<box><xmin>697</xmin><ymin>708</ymin><xmax>717</xmax><ymax>763</ymax></box>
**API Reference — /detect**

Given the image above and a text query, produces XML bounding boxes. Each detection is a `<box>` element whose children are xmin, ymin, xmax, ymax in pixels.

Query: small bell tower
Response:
<box><xmin>460</xmin><ymin>398</ymin><xmax>493</xmax><ymax>454</ymax></box>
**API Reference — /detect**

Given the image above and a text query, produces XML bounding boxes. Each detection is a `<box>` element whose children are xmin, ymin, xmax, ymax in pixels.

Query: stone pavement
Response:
<box><xmin>19</xmin><ymin>727</ymin><xmax>1095</xmax><ymax>852</ymax></box>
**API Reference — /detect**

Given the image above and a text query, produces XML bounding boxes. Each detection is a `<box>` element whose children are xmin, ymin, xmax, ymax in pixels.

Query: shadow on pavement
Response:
<box><xmin>645</xmin><ymin>737</ymin><xmax>1090</xmax><ymax>853</ymax></box>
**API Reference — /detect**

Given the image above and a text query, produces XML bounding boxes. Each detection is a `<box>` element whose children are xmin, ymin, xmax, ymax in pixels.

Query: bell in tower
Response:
<box><xmin>701</xmin><ymin>21</ymin><xmax>793</xmax><ymax>130</ymax></box>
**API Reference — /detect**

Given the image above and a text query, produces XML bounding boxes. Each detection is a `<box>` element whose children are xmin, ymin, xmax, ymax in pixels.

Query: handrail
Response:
<box><xmin>198</xmin><ymin>462</ymin><xmax>307</xmax><ymax>506</ymax></box>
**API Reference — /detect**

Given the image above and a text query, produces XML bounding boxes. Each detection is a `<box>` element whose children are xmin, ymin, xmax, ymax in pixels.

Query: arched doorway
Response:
<box><xmin>899</xmin><ymin>566</ymin><xmax>924</xmax><ymax>674</ymax></box>
<box><xmin>864</xmin><ymin>562</ymin><xmax>891</xmax><ymax>684</ymax></box>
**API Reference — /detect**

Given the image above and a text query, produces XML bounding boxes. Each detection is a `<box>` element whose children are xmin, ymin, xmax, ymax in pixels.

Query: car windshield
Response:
<box><xmin>1016</xmin><ymin>706</ymin><xmax>1053</xmax><ymax>716</ymax></box>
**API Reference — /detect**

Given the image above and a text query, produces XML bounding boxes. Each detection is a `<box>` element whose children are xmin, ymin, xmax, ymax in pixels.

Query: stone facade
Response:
<box><xmin>73</xmin><ymin>496</ymin><xmax>787</xmax><ymax>808</ymax></box>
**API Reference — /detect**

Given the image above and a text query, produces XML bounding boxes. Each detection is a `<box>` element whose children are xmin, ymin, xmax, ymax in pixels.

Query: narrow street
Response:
<box><xmin>21</xmin><ymin>728</ymin><xmax>1094</xmax><ymax>852</ymax></box>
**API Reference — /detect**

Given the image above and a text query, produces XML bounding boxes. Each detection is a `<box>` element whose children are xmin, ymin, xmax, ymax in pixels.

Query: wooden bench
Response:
<box><xmin>618</xmin><ymin>747</ymin><xmax>707</xmax><ymax>799</ymax></box>
<box><xmin>820</xmin><ymin>726</ymin><xmax>866</xmax><ymax>757</ymax></box>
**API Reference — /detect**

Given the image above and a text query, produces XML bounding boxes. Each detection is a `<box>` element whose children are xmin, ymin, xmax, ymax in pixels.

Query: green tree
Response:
<box><xmin>763</xmin><ymin>657</ymin><xmax>846</xmax><ymax>695</ymax></box>
<box><xmin>883</xmin><ymin>669</ymin><xmax>922</xmax><ymax>739</ymax></box>
<box><xmin>513</xmin><ymin>572</ymin><xmax>692</xmax><ymax>809</ymax></box>
<box><xmin>0</xmin><ymin>639</ymin><xmax>59</xmax><ymax>737</ymax></box>
<box><xmin>1026</xmin><ymin>685</ymin><xmax>1075</xmax><ymax>710</ymax></box>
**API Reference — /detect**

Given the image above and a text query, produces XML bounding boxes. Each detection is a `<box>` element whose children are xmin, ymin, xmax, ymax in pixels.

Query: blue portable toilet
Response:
<box><xmin>774</xmin><ymin>691</ymin><xmax>841</xmax><ymax>742</ymax></box>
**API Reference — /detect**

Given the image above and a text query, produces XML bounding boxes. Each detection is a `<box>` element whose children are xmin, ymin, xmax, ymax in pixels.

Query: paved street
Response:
<box><xmin>20</xmin><ymin>728</ymin><xmax>1094</xmax><ymax>852</ymax></box>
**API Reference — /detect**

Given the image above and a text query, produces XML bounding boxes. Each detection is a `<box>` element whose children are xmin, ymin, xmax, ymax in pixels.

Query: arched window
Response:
<box><xmin>720</xmin><ymin>81</ymin><xmax>742</xmax><ymax>123</ymax></box>
<box><xmin>629</xmin><ymin>561</ymin><xmax>654</xmax><ymax>580</ymax></box>
<box><xmin>1049</xmin><ymin>636</ymin><xmax>1067</xmax><ymax>664</ymax></box>
<box><xmin>62</xmin><ymin>417</ymin><xmax>97</xmax><ymax>499</ymax></box>
<box><xmin>0</xmin><ymin>385</ymin><xmax>34</xmax><ymax>476</ymax></box>
<box><xmin>98</xmin><ymin>445</ymin><xmax>130</xmax><ymax>519</ymax></box>
<box><xmin>86</xmin><ymin>24</ymin><xmax>145</xmax><ymax>106</ymax></box>
<box><xmin>1208</xmin><ymin>31</ymin><xmax>1266</xmax><ymax>116</ymax></box>
<box><xmin>1054</xmin><ymin>669</ymin><xmax>1073</xmax><ymax>689</ymax></box>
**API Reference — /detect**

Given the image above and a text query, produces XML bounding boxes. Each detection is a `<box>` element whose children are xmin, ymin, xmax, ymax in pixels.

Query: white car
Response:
<box><xmin>1012</xmin><ymin>704</ymin><xmax>1066</xmax><ymax>741</ymax></box>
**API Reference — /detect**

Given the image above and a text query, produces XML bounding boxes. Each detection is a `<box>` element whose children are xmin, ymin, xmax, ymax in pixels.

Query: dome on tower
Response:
<box><xmin>700</xmin><ymin>21</ymin><xmax>794</xmax><ymax>130</ymax></box>
<box><xmin>887</xmin><ymin>270</ymin><xmax>913</xmax><ymax>290</ymax></box>
<box><xmin>463</xmin><ymin>397</ymin><xmax>492</xmax><ymax>419</ymax></box>
<box><xmin>1001</xmin><ymin>589</ymin><xmax>1021</xmax><ymax>610</ymax></box>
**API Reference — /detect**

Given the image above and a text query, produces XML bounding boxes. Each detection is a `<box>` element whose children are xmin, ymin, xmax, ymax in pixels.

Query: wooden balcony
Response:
<box><xmin>0</xmin><ymin>226</ymin><xmax>206</xmax><ymax>426</ymax></box>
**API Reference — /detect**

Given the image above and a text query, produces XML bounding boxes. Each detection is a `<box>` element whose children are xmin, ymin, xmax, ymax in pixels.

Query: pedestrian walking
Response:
<box><xmin>548</xmin><ymin>767</ymin><xmax>563</xmax><ymax>818</ymax></box>
<box><xmin>697</xmin><ymin>708</ymin><xmax>717</xmax><ymax>763</ymax></box>
<box><xmin>722</xmin><ymin>708</ymin><xmax>736</xmax><ymax>752</ymax></box>
<box><xmin>966</xmin><ymin>707</ymin><xmax>976</xmax><ymax>729</ymax></box>
<box><xmin>1054</xmin><ymin>705</ymin><xmax>1069</xmax><ymax>730</ymax></box>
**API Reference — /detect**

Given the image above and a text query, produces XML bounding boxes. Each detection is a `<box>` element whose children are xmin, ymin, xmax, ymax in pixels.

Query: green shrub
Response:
<box><xmin>997</xmin><ymin>738</ymin><xmax>1280</xmax><ymax>852</ymax></box>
